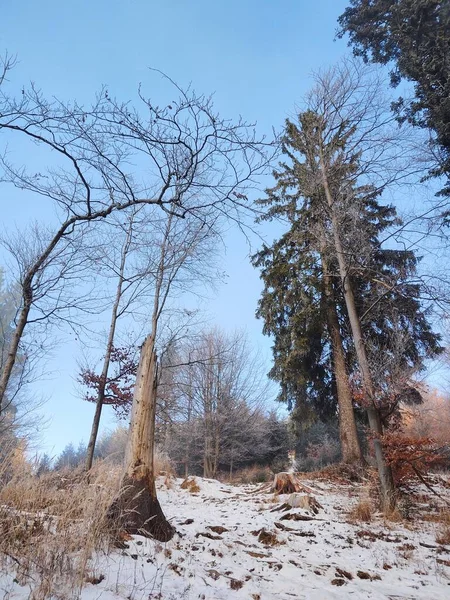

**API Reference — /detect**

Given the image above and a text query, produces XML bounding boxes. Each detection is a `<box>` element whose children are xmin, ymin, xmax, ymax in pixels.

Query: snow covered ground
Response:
<box><xmin>1</xmin><ymin>475</ymin><xmax>450</xmax><ymax>599</ymax></box>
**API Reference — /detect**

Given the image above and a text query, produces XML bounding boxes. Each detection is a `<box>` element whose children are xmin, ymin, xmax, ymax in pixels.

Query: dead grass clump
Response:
<box><xmin>0</xmin><ymin>457</ymin><xmax>121</xmax><ymax>599</ymax></box>
<box><xmin>255</xmin><ymin>528</ymin><xmax>283</xmax><ymax>546</ymax></box>
<box><xmin>437</xmin><ymin>509</ymin><xmax>450</xmax><ymax>525</ymax></box>
<box><xmin>180</xmin><ymin>477</ymin><xmax>200</xmax><ymax>493</ymax></box>
<box><xmin>384</xmin><ymin>507</ymin><xmax>404</xmax><ymax>523</ymax></box>
<box><xmin>348</xmin><ymin>498</ymin><xmax>373</xmax><ymax>523</ymax></box>
<box><xmin>423</xmin><ymin>508</ymin><xmax>450</xmax><ymax>524</ymax></box>
<box><xmin>436</xmin><ymin>526</ymin><xmax>450</xmax><ymax>545</ymax></box>
<box><xmin>434</xmin><ymin>509</ymin><xmax>450</xmax><ymax>545</ymax></box>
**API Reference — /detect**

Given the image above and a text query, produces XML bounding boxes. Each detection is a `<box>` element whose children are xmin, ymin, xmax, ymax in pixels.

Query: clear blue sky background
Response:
<box><xmin>1</xmin><ymin>0</ymin><xmax>355</xmax><ymax>456</ymax></box>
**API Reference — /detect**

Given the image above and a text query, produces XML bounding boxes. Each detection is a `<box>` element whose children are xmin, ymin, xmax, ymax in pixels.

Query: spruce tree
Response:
<box><xmin>253</xmin><ymin>76</ymin><xmax>442</xmax><ymax>497</ymax></box>
<box><xmin>338</xmin><ymin>0</ymin><xmax>450</xmax><ymax>196</ymax></box>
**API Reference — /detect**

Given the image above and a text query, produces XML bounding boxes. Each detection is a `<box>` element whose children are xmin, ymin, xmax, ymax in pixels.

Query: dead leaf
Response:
<box><xmin>207</xmin><ymin>525</ymin><xmax>229</xmax><ymax>534</ymax></box>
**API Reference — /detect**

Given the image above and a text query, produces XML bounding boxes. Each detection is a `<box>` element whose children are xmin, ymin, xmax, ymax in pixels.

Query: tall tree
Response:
<box><xmin>254</xmin><ymin>60</ymin><xmax>442</xmax><ymax>508</ymax></box>
<box><xmin>254</xmin><ymin>166</ymin><xmax>365</xmax><ymax>463</ymax></box>
<box><xmin>83</xmin><ymin>212</ymin><xmax>138</xmax><ymax>470</ymax></box>
<box><xmin>338</xmin><ymin>0</ymin><xmax>450</xmax><ymax>196</ymax></box>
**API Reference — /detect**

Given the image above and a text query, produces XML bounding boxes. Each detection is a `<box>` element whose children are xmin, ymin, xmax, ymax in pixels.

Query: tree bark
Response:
<box><xmin>0</xmin><ymin>297</ymin><xmax>31</xmax><ymax>416</ymax></box>
<box><xmin>322</xmin><ymin>257</ymin><xmax>362</xmax><ymax>464</ymax></box>
<box><xmin>319</xmin><ymin>149</ymin><xmax>396</xmax><ymax>511</ymax></box>
<box><xmin>109</xmin><ymin>335</ymin><xmax>174</xmax><ymax>541</ymax></box>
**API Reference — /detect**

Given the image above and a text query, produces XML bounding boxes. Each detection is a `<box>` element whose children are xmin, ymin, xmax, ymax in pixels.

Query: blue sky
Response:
<box><xmin>1</xmin><ymin>1</ymin><xmax>354</xmax><ymax>456</ymax></box>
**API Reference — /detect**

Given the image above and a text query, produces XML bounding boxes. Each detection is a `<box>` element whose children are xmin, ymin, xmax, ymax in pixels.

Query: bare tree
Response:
<box><xmin>107</xmin><ymin>204</ymin><xmax>224</xmax><ymax>539</ymax></box>
<box><xmin>83</xmin><ymin>211</ymin><xmax>138</xmax><ymax>471</ymax></box>
<box><xmin>83</xmin><ymin>200</ymin><xmax>220</xmax><ymax>470</ymax></box>
<box><xmin>0</xmin><ymin>269</ymin><xmax>46</xmax><ymax>466</ymax></box>
<box><xmin>0</xmin><ymin>60</ymin><xmax>273</xmax><ymax>416</ymax></box>
<box><xmin>172</xmin><ymin>329</ymin><xmax>272</xmax><ymax>479</ymax></box>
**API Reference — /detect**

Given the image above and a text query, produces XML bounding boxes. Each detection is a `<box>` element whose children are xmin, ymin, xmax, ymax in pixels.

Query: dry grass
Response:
<box><xmin>384</xmin><ymin>507</ymin><xmax>405</xmax><ymax>523</ymax></box>
<box><xmin>434</xmin><ymin>509</ymin><xmax>450</xmax><ymax>545</ymax></box>
<box><xmin>348</xmin><ymin>498</ymin><xmax>373</xmax><ymax>523</ymax></box>
<box><xmin>436</xmin><ymin>526</ymin><xmax>450</xmax><ymax>545</ymax></box>
<box><xmin>0</xmin><ymin>457</ymin><xmax>121</xmax><ymax>599</ymax></box>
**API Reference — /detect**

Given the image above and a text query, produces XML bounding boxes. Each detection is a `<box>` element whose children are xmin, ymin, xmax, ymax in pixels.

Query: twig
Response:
<box><xmin>410</xmin><ymin>464</ymin><xmax>450</xmax><ymax>507</ymax></box>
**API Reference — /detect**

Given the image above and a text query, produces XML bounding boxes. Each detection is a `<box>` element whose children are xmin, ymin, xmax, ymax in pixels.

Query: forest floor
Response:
<box><xmin>1</xmin><ymin>472</ymin><xmax>450</xmax><ymax>599</ymax></box>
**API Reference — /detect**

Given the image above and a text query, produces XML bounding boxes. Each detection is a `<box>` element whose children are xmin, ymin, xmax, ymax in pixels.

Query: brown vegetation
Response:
<box><xmin>180</xmin><ymin>477</ymin><xmax>201</xmax><ymax>493</ymax></box>
<box><xmin>348</xmin><ymin>498</ymin><xmax>373</xmax><ymax>523</ymax></box>
<box><xmin>0</xmin><ymin>459</ymin><xmax>121</xmax><ymax>599</ymax></box>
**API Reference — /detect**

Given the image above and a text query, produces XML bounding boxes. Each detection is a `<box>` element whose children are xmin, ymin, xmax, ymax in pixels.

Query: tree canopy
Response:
<box><xmin>338</xmin><ymin>0</ymin><xmax>450</xmax><ymax>196</ymax></box>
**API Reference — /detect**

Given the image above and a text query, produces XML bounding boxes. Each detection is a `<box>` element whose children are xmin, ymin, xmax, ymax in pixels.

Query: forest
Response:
<box><xmin>1</xmin><ymin>1</ymin><xmax>450</xmax><ymax>598</ymax></box>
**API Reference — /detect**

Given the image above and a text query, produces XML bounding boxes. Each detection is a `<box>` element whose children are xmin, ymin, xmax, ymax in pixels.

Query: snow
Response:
<box><xmin>1</xmin><ymin>475</ymin><xmax>450</xmax><ymax>599</ymax></box>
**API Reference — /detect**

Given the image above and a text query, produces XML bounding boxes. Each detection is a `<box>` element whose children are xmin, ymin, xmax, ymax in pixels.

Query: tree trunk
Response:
<box><xmin>332</xmin><ymin>238</ymin><xmax>396</xmax><ymax>510</ymax></box>
<box><xmin>108</xmin><ymin>335</ymin><xmax>174</xmax><ymax>541</ymax></box>
<box><xmin>322</xmin><ymin>261</ymin><xmax>362</xmax><ymax>464</ymax></box>
<box><xmin>319</xmin><ymin>152</ymin><xmax>396</xmax><ymax>511</ymax></box>
<box><xmin>184</xmin><ymin>379</ymin><xmax>193</xmax><ymax>478</ymax></box>
<box><xmin>85</xmin><ymin>218</ymin><xmax>134</xmax><ymax>471</ymax></box>
<box><xmin>84</xmin><ymin>311</ymin><xmax>118</xmax><ymax>471</ymax></box>
<box><xmin>85</xmin><ymin>396</ymin><xmax>104</xmax><ymax>472</ymax></box>
<box><xmin>0</xmin><ymin>299</ymin><xmax>31</xmax><ymax>415</ymax></box>
<box><xmin>203</xmin><ymin>433</ymin><xmax>214</xmax><ymax>478</ymax></box>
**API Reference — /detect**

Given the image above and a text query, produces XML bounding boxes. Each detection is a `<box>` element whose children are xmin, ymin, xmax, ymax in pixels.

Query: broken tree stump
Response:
<box><xmin>287</xmin><ymin>493</ymin><xmax>323</xmax><ymax>513</ymax></box>
<box><xmin>271</xmin><ymin>472</ymin><xmax>315</xmax><ymax>495</ymax></box>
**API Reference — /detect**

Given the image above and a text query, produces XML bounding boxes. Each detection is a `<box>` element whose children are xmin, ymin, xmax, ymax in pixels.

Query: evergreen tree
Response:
<box><xmin>253</xmin><ymin>76</ymin><xmax>442</xmax><ymax>474</ymax></box>
<box><xmin>338</xmin><ymin>0</ymin><xmax>450</xmax><ymax>196</ymax></box>
<box><xmin>252</xmin><ymin>207</ymin><xmax>337</xmax><ymax>421</ymax></box>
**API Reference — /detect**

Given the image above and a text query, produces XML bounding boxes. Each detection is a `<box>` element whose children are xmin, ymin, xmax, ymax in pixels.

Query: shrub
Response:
<box><xmin>382</xmin><ymin>433</ymin><xmax>449</xmax><ymax>487</ymax></box>
<box><xmin>348</xmin><ymin>498</ymin><xmax>373</xmax><ymax>523</ymax></box>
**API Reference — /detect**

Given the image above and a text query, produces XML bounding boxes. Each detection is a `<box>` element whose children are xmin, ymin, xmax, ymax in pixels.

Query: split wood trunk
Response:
<box><xmin>109</xmin><ymin>335</ymin><xmax>174</xmax><ymax>542</ymax></box>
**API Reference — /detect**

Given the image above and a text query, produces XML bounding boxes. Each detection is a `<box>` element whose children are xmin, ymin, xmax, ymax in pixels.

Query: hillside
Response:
<box><xmin>2</xmin><ymin>473</ymin><xmax>449</xmax><ymax>599</ymax></box>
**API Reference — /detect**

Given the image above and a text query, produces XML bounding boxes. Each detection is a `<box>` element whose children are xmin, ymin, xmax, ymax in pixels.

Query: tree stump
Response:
<box><xmin>109</xmin><ymin>472</ymin><xmax>175</xmax><ymax>542</ymax></box>
<box><xmin>271</xmin><ymin>472</ymin><xmax>315</xmax><ymax>495</ymax></box>
<box><xmin>107</xmin><ymin>336</ymin><xmax>174</xmax><ymax>542</ymax></box>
